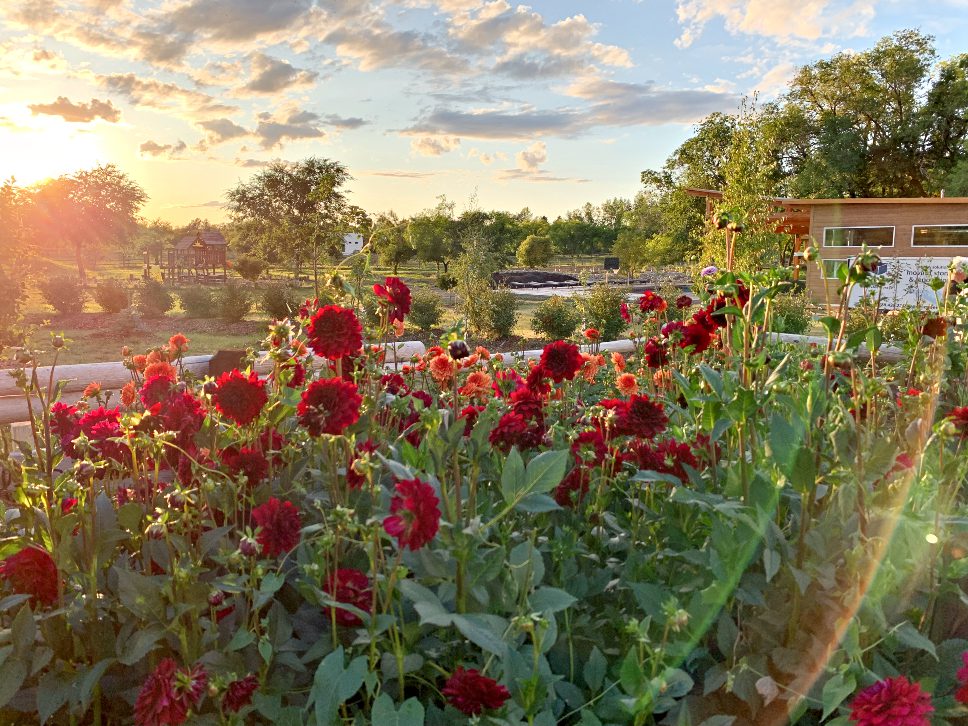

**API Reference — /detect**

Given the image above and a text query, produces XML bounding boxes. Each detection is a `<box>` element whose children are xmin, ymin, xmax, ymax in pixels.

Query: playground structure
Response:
<box><xmin>164</xmin><ymin>230</ymin><xmax>228</xmax><ymax>282</ymax></box>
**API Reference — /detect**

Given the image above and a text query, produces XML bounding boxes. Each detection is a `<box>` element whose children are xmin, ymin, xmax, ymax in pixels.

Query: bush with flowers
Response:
<box><xmin>2</xmin><ymin>252</ymin><xmax>968</xmax><ymax>726</ymax></box>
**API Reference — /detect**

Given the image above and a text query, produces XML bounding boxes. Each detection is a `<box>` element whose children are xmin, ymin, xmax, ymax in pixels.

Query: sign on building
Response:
<box><xmin>847</xmin><ymin>256</ymin><xmax>953</xmax><ymax>308</ymax></box>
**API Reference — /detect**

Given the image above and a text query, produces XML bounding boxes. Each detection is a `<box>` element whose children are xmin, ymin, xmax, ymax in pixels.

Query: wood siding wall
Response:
<box><xmin>805</xmin><ymin>203</ymin><xmax>968</xmax><ymax>302</ymax></box>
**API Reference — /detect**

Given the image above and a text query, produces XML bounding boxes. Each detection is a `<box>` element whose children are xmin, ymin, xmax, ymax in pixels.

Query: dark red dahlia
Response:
<box><xmin>212</xmin><ymin>370</ymin><xmax>268</xmax><ymax>427</ymax></box>
<box><xmin>572</xmin><ymin>429</ymin><xmax>608</xmax><ymax>463</ymax></box>
<box><xmin>380</xmin><ymin>373</ymin><xmax>409</xmax><ymax>395</ymax></box>
<box><xmin>538</xmin><ymin>341</ymin><xmax>584</xmax><ymax>383</ymax></box>
<box><xmin>949</xmin><ymin>406</ymin><xmax>968</xmax><ymax>438</ymax></box>
<box><xmin>601</xmin><ymin>395</ymin><xmax>668</xmax><ymax>439</ymax></box>
<box><xmin>488</xmin><ymin>411</ymin><xmax>545</xmax><ymax>452</ymax></box>
<box><xmin>554</xmin><ymin>467</ymin><xmax>590</xmax><ymax>507</ymax></box>
<box><xmin>222</xmin><ymin>675</ymin><xmax>259</xmax><ymax>714</ymax></box>
<box><xmin>921</xmin><ymin>317</ymin><xmax>947</xmax><ymax>338</ymax></box>
<box><xmin>847</xmin><ymin>676</ymin><xmax>933</xmax><ymax>726</ymax></box>
<box><xmin>373</xmin><ymin>276</ymin><xmax>412</xmax><ymax>323</ymax></box>
<box><xmin>50</xmin><ymin>401</ymin><xmax>81</xmax><ymax>454</ymax></box>
<box><xmin>442</xmin><ymin>667</ymin><xmax>511</xmax><ymax>716</ymax></box>
<box><xmin>492</xmin><ymin>369</ymin><xmax>525</xmax><ymax>397</ymax></box>
<box><xmin>524</xmin><ymin>366</ymin><xmax>551</xmax><ymax>397</ymax></box>
<box><xmin>221</xmin><ymin>446</ymin><xmax>269</xmax><ymax>486</ymax></box>
<box><xmin>134</xmin><ymin>659</ymin><xmax>206</xmax><ymax>726</ymax></box>
<box><xmin>510</xmin><ymin>386</ymin><xmax>546</xmax><ymax>422</ymax></box>
<box><xmin>306</xmin><ymin>305</ymin><xmax>363</xmax><ymax>359</ymax></box>
<box><xmin>458</xmin><ymin>404</ymin><xmax>485</xmax><ymax>436</ymax></box>
<box><xmin>620</xmin><ymin>301</ymin><xmax>631</xmax><ymax>323</ymax></box>
<box><xmin>680</xmin><ymin>322</ymin><xmax>712</xmax><ymax>354</ymax></box>
<box><xmin>0</xmin><ymin>546</ymin><xmax>58</xmax><ymax>607</ymax></box>
<box><xmin>639</xmin><ymin>290</ymin><xmax>667</xmax><ymax>313</ymax></box>
<box><xmin>78</xmin><ymin>406</ymin><xmax>127</xmax><ymax>463</ymax></box>
<box><xmin>158</xmin><ymin>391</ymin><xmax>205</xmax><ymax>449</ymax></box>
<box><xmin>297</xmin><ymin>378</ymin><xmax>362</xmax><ymax>436</ymax></box>
<box><xmin>140</xmin><ymin>375</ymin><xmax>174</xmax><ymax>407</ymax></box>
<box><xmin>692</xmin><ymin>307</ymin><xmax>720</xmax><ymax>332</ymax></box>
<box><xmin>323</xmin><ymin>568</ymin><xmax>372</xmax><ymax>626</ymax></box>
<box><xmin>252</xmin><ymin>498</ymin><xmax>302</xmax><ymax>558</ymax></box>
<box><xmin>675</xmin><ymin>294</ymin><xmax>693</xmax><ymax>309</ymax></box>
<box><xmin>346</xmin><ymin>440</ymin><xmax>379</xmax><ymax>489</ymax></box>
<box><xmin>644</xmin><ymin>338</ymin><xmax>668</xmax><ymax>368</ymax></box>
<box><xmin>383</xmin><ymin>478</ymin><xmax>440</xmax><ymax>551</ymax></box>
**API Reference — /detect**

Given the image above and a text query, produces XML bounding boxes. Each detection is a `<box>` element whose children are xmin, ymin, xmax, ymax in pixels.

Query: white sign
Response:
<box><xmin>847</xmin><ymin>256</ymin><xmax>952</xmax><ymax>309</ymax></box>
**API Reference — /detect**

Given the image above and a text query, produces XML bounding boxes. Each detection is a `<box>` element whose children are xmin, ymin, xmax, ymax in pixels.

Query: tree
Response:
<box><xmin>134</xmin><ymin>218</ymin><xmax>173</xmax><ymax>266</ymax></box>
<box><xmin>28</xmin><ymin>164</ymin><xmax>147</xmax><ymax>278</ymax></box>
<box><xmin>226</xmin><ymin>157</ymin><xmax>353</xmax><ymax>288</ymax></box>
<box><xmin>612</xmin><ymin>229</ymin><xmax>648</xmax><ymax>277</ymax></box>
<box><xmin>370</xmin><ymin>212</ymin><xmax>414</xmax><ymax>274</ymax></box>
<box><xmin>516</xmin><ymin>234</ymin><xmax>553</xmax><ymax>267</ymax></box>
<box><xmin>409</xmin><ymin>196</ymin><xmax>460</xmax><ymax>273</ymax></box>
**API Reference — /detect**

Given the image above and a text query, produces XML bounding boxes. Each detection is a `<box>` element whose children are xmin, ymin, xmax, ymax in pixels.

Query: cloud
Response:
<box><xmin>253</xmin><ymin>107</ymin><xmax>326</xmax><ymax>148</ymax></box>
<box><xmin>410</xmin><ymin>135</ymin><xmax>461</xmax><ymax>156</ymax></box>
<box><xmin>28</xmin><ymin>96</ymin><xmax>121</xmax><ymax>122</ymax></box>
<box><xmin>164</xmin><ymin>0</ymin><xmax>315</xmax><ymax>42</ymax></box>
<box><xmin>235</xmin><ymin>158</ymin><xmax>271</xmax><ymax>167</ymax></box>
<box><xmin>366</xmin><ymin>170</ymin><xmax>438</xmax><ymax>178</ymax></box>
<box><xmin>197</xmin><ymin>117</ymin><xmax>249</xmax><ymax>145</ymax></box>
<box><xmin>140</xmin><ymin>139</ymin><xmax>188</xmax><ymax>158</ymax></box>
<box><xmin>99</xmin><ymin>73</ymin><xmax>236</xmax><ymax>119</ymax></box>
<box><xmin>242</xmin><ymin>52</ymin><xmax>318</xmax><ymax>94</ymax></box>
<box><xmin>673</xmin><ymin>0</ymin><xmax>878</xmax><ymax>48</ymax></box>
<box><xmin>515</xmin><ymin>141</ymin><xmax>546</xmax><ymax>172</ymax></box>
<box><xmin>324</xmin><ymin>114</ymin><xmax>368</xmax><ymax>129</ymax></box>
<box><xmin>468</xmin><ymin>148</ymin><xmax>506</xmax><ymax>165</ymax></box>
<box><xmin>495</xmin><ymin>169</ymin><xmax>591</xmax><ymax>183</ymax></box>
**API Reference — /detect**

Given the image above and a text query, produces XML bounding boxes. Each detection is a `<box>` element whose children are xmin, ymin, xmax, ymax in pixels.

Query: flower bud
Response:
<box><xmin>146</xmin><ymin>522</ymin><xmax>166</xmax><ymax>539</ymax></box>
<box><xmin>208</xmin><ymin>590</ymin><xmax>225</xmax><ymax>607</ymax></box>
<box><xmin>52</xmin><ymin>335</ymin><xmax>65</xmax><ymax>349</ymax></box>
<box><xmin>203</xmin><ymin>380</ymin><xmax>218</xmax><ymax>396</ymax></box>
<box><xmin>448</xmin><ymin>340</ymin><xmax>470</xmax><ymax>360</ymax></box>
<box><xmin>239</xmin><ymin>537</ymin><xmax>260</xmax><ymax>557</ymax></box>
<box><xmin>75</xmin><ymin>461</ymin><xmax>96</xmax><ymax>480</ymax></box>
<box><xmin>803</xmin><ymin>245</ymin><xmax>819</xmax><ymax>263</ymax></box>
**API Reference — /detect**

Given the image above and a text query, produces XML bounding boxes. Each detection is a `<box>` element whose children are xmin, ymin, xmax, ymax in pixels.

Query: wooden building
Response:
<box><xmin>165</xmin><ymin>230</ymin><xmax>228</xmax><ymax>282</ymax></box>
<box><xmin>687</xmin><ymin>189</ymin><xmax>968</xmax><ymax>306</ymax></box>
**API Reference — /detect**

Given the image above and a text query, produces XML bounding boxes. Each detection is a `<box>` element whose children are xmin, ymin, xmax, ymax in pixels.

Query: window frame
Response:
<box><xmin>909</xmin><ymin>224</ymin><xmax>968</xmax><ymax>248</ymax></box>
<box><xmin>822</xmin><ymin>225</ymin><xmax>895</xmax><ymax>248</ymax></box>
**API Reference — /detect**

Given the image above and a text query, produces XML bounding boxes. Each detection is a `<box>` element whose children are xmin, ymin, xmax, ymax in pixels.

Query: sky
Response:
<box><xmin>0</xmin><ymin>0</ymin><xmax>966</xmax><ymax>226</ymax></box>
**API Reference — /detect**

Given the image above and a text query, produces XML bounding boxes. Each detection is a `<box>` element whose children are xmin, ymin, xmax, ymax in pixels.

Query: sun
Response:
<box><xmin>0</xmin><ymin>113</ymin><xmax>108</xmax><ymax>186</ymax></box>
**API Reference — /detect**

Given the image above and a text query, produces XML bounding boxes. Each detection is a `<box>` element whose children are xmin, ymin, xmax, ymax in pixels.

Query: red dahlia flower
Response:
<box><xmin>955</xmin><ymin>651</ymin><xmax>968</xmax><ymax>704</ymax></box>
<box><xmin>620</xmin><ymin>301</ymin><xmax>631</xmax><ymax>323</ymax></box>
<box><xmin>680</xmin><ymin>322</ymin><xmax>712</xmax><ymax>353</ymax></box>
<box><xmin>78</xmin><ymin>406</ymin><xmax>128</xmax><ymax>464</ymax></box>
<box><xmin>346</xmin><ymin>440</ymin><xmax>379</xmax><ymax>488</ymax></box>
<box><xmin>644</xmin><ymin>338</ymin><xmax>668</xmax><ymax>368</ymax></box>
<box><xmin>383</xmin><ymin>478</ymin><xmax>441</xmax><ymax>551</ymax></box>
<box><xmin>675</xmin><ymin>294</ymin><xmax>692</xmax><ymax>309</ymax></box>
<box><xmin>221</xmin><ymin>446</ymin><xmax>269</xmax><ymax>486</ymax></box>
<box><xmin>458</xmin><ymin>404</ymin><xmax>485</xmax><ymax>436</ymax></box>
<box><xmin>538</xmin><ymin>341</ymin><xmax>584</xmax><ymax>383</ymax></box>
<box><xmin>306</xmin><ymin>305</ymin><xmax>363</xmax><ymax>359</ymax></box>
<box><xmin>442</xmin><ymin>667</ymin><xmax>511</xmax><ymax>715</ymax></box>
<box><xmin>323</xmin><ymin>568</ymin><xmax>372</xmax><ymax>626</ymax></box>
<box><xmin>949</xmin><ymin>406</ymin><xmax>968</xmax><ymax>438</ymax></box>
<box><xmin>0</xmin><ymin>546</ymin><xmax>58</xmax><ymax>607</ymax></box>
<box><xmin>252</xmin><ymin>498</ymin><xmax>302</xmax><ymax>558</ymax></box>
<box><xmin>489</xmin><ymin>411</ymin><xmax>545</xmax><ymax>452</ymax></box>
<box><xmin>848</xmin><ymin>676</ymin><xmax>933</xmax><ymax>726</ymax></box>
<box><xmin>601</xmin><ymin>394</ymin><xmax>668</xmax><ymax>439</ymax></box>
<box><xmin>297</xmin><ymin>378</ymin><xmax>362</xmax><ymax>436</ymax></box>
<box><xmin>133</xmin><ymin>658</ymin><xmax>207</xmax><ymax>726</ymax></box>
<box><xmin>639</xmin><ymin>290</ymin><xmax>667</xmax><ymax>313</ymax></box>
<box><xmin>222</xmin><ymin>674</ymin><xmax>259</xmax><ymax>714</ymax></box>
<box><xmin>212</xmin><ymin>370</ymin><xmax>268</xmax><ymax>427</ymax></box>
<box><xmin>554</xmin><ymin>467</ymin><xmax>590</xmax><ymax>507</ymax></box>
<box><xmin>373</xmin><ymin>276</ymin><xmax>412</xmax><ymax>323</ymax></box>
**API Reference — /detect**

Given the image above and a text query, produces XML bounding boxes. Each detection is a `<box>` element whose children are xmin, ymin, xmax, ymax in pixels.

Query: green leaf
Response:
<box><xmin>698</xmin><ymin>364</ymin><xmax>725</xmax><ymax>399</ymax></box>
<box><xmin>453</xmin><ymin>614</ymin><xmax>508</xmax><ymax>658</ymax></box>
<box><xmin>311</xmin><ymin>648</ymin><xmax>367</xmax><ymax>726</ymax></box>
<box><xmin>77</xmin><ymin>659</ymin><xmax>116</xmax><ymax>711</ymax></box>
<box><xmin>0</xmin><ymin>659</ymin><xmax>27</xmax><ymax>708</ymax></box>
<box><xmin>398</xmin><ymin>580</ymin><xmax>453</xmax><ymax>627</ymax></box>
<box><xmin>763</xmin><ymin>549</ymin><xmax>780</xmax><ymax>583</ymax></box>
<box><xmin>515</xmin><ymin>493</ymin><xmax>562</xmax><ymax>513</ymax></box>
<box><xmin>258</xmin><ymin>637</ymin><xmax>273</xmax><ymax>665</ymax></box>
<box><xmin>619</xmin><ymin>648</ymin><xmax>645</xmax><ymax>696</ymax></box>
<box><xmin>821</xmin><ymin>672</ymin><xmax>856</xmax><ymax>720</ymax></box>
<box><xmin>10</xmin><ymin>603</ymin><xmax>35</xmax><ymax>655</ymax></box>
<box><xmin>37</xmin><ymin>671</ymin><xmax>71</xmax><ymax>724</ymax></box>
<box><xmin>697</xmin><ymin>717</ymin><xmax>736</xmax><ymax>726</ymax></box>
<box><xmin>818</xmin><ymin>316</ymin><xmax>840</xmax><ymax>337</ymax></box>
<box><xmin>530</xmin><ymin>586</ymin><xmax>576</xmax><ymax>614</ymax></box>
<box><xmin>525</xmin><ymin>449</ymin><xmax>569</xmax><ymax>495</ymax></box>
<box><xmin>583</xmin><ymin>647</ymin><xmax>607</xmax><ymax>692</ymax></box>
<box><xmin>228</xmin><ymin>629</ymin><xmax>256</xmax><ymax>651</ymax></box>
<box><xmin>894</xmin><ymin>621</ymin><xmax>937</xmax><ymax>660</ymax></box>
<box><xmin>500</xmin><ymin>447</ymin><xmax>526</xmax><ymax>503</ymax></box>
<box><xmin>118</xmin><ymin>626</ymin><xmax>165</xmax><ymax>665</ymax></box>
<box><xmin>371</xmin><ymin>693</ymin><xmax>425</xmax><ymax>726</ymax></box>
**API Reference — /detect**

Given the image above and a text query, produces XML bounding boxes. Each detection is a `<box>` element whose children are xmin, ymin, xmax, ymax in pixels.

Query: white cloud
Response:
<box><xmin>515</xmin><ymin>141</ymin><xmax>546</xmax><ymax>172</ymax></box>
<box><xmin>410</xmin><ymin>135</ymin><xmax>461</xmax><ymax>156</ymax></box>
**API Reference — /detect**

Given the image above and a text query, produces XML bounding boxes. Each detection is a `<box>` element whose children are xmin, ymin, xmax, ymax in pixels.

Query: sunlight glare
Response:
<box><xmin>0</xmin><ymin>111</ymin><xmax>108</xmax><ymax>185</ymax></box>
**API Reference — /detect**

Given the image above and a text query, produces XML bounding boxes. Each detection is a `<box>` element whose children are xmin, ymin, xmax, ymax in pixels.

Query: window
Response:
<box><xmin>821</xmin><ymin>259</ymin><xmax>848</xmax><ymax>280</ymax></box>
<box><xmin>823</xmin><ymin>226</ymin><xmax>894</xmax><ymax>247</ymax></box>
<box><xmin>912</xmin><ymin>225</ymin><xmax>968</xmax><ymax>247</ymax></box>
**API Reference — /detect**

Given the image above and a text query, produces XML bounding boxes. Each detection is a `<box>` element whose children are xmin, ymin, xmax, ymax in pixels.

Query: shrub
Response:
<box><xmin>92</xmin><ymin>279</ymin><xmax>129</xmax><ymax>313</ymax></box>
<box><xmin>214</xmin><ymin>281</ymin><xmax>253</xmax><ymax>322</ymax></box>
<box><xmin>516</xmin><ymin>234</ymin><xmax>553</xmax><ymax>268</ymax></box>
<box><xmin>0</xmin><ymin>266</ymin><xmax>25</xmax><ymax>347</ymax></box>
<box><xmin>531</xmin><ymin>295</ymin><xmax>581</xmax><ymax>340</ymax></box>
<box><xmin>135</xmin><ymin>279</ymin><xmax>175</xmax><ymax>318</ymax></box>
<box><xmin>260</xmin><ymin>283</ymin><xmax>300</xmax><ymax>320</ymax></box>
<box><xmin>576</xmin><ymin>283</ymin><xmax>627</xmax><ymax>341</ymax></box>
<box><xmin>233</xmin><ymin>255</ymin><xmax>266</xmax><ymax>282</ymax></box>
<box><xmin>38</xmin><ymin>274</ymin><xmax>87</xmax><ymax>315</ymax></box>
<box><xmin>486</xmin><ymin>288</ymin><xmax>518</xmax><ymax>339</ymax></box>
<box><xmin>408</xmin><ymin>289</ymin><xmax>444</xmax><ymax>332</ymax></box>
<box><xmin>769</xmin><ymin>291</ymin><xmax>811</xmax><ymax>335</ymax></box>
<box><xmin>436</xmin><ymin>272</ymin><xmax>457</xmax><ymax>291</ymax></box>
<box><xmin>179</xmin><ymin>286</ymin><xmax>215</xmax><ymax>318</ymax></box>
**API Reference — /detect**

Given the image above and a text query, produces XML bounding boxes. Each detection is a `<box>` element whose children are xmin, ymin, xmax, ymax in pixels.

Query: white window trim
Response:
<box><xmin>822</xmin><ymin>225</ymin><xmax>895</xmax><ymax>248</ymax></box>
<box><xmin>910</xmin><ymin>224</ymin><xmax>968</xmax><ymax>248</ymax></box>
<box><xmin>820</xmin><ymin>258</ymin><xmax>849</xmax><ymax>280</ymax></box>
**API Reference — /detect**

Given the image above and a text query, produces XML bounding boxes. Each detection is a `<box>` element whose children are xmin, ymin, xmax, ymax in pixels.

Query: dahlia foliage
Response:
<box><xmin>2</xmin><ymin>263</ymin><xmax>968</xmax><ymax>725</ymax></box>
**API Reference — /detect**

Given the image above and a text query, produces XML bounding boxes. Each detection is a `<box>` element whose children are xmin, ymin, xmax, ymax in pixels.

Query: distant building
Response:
<box><xmin>343</xmin><ymin>233</ymin><xmax>365</xmax><ymax>256</ymax></box>
<box><xmin>687</xmin><ymin>189</ymin><xmax>968</xmax><ymax>307</ymax></box>
<box><xmin>166</xmin><ymin>229</ymin><xmax>228</xmax><ymax>281</ymax></box>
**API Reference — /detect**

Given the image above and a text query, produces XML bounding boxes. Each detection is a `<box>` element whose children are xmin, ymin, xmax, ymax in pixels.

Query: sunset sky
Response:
<box><xmin>0</xmin><ymin>0</ymin><xmax>965</xmax><ymax>225</ymax></box>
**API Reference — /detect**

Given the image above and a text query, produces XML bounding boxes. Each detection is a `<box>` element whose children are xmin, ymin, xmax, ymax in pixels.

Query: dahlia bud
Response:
<box><xmin>448</xmin><ymin>340</ymin><xmax>470</xmax><ymax>360</ymax></box>
<box><xmin>726</xmin><ymin>220</ymin><xmax>744</xmax><ymax>233</ymax></box>
<box><xmin>167</xmin><ymin>491</ymin><xmax>186</xmax><ymax>508</ymax></box>
<box><xmin>208</xmin><ymin>590</ymin><xmax>225</xmax><ymax>607</ymax></box>
<box><xmin>803</xmin><ymin>245</ymin><xmax>819</xmax><ymax>263</ymax></box>
<box><xmin>52</xmin><ymin>335</ymin><xmax>65</xmax><ymax>349</ymax></box>
<box><xmin>799</xmin><ymin>359</ymin><xmax>814</xmax><ymax>371</ymax></box>
<box><xmin>175</xmin><ymin>381</ymin><xmax>188</xmax><ymax>394</ymax></box>
<box><xmin>146</xmin><ymin>522</ymin><xmax>166</xmax><ymax>539</ymax></box>
<box><xmin>121</xmin><ymin>346</ymin><xmax>131</xmax><ymax>357</ymax></box>
<box><xmin>203</xmin><ymin>380</ymin><xmax>218</xmax><ymax>396</ymax></box>
<box><xmin>826</xmin><ymin>352</ymin><xmax>852</xmax><ymax>369</ymax></box>
<box><xmin>712</xmin><ymin>212</ymin><xmax>730</xmax><ymax>230</ymax></box>
<box><xmin>941</xmin><ymin>420</ymin><xmax>958</xmax><ymax>438</ymax></box>
<box><xmin>671</xmin><ymin>609</ymin><xmax>690</xmax><ymax>633</ymax></box>
<box><xmin>239</xmin><ymin>537</ymin><xmax>260</xmax><ymax>557</ymax></box>
<box><xmin>75</xmin><ymin>461</ymin><xmax>96</xmax><ymax>480</ymax></box>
